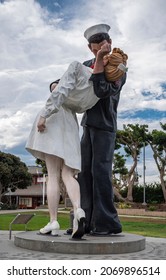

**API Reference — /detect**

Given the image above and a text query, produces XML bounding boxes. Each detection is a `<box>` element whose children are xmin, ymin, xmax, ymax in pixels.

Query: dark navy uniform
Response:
<box><xmin>79</xmin><ymin>58</ymin><xmax>126</xmax><ymax>234</ymax></box>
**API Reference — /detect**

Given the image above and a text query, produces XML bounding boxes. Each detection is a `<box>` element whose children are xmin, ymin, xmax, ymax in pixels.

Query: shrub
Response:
<box><xmin>117</xmin><ymin>202</ymin><xmax>131</xmax><ymax>209</ymax></box>
<box><xmin>119</xmin><ymin>183</ymin><xmax>164</xmax><ymax>204</ymax></box>
<box><xmin>148</xmin><ymin>205</ymin><xmax>157</xmax><ymax>211</ymax></box>
<box><xmin>0</xmin><ymin>203</ymin><xmax>17</xmax><ymax>210</ymax></box>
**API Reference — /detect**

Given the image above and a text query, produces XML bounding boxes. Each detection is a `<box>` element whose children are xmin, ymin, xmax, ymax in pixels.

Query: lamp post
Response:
<box><xmin>8</xmin><ymin>187</ymin><xmax>12</xmax><ymax>207</ymax></box>
<box><xmin>142</xmin><ymin>139</ymin><xmax>147</xmax><ymax>205</ymax></box>
<box><xmin>36</xmin><ymin>168</ymin><xmax>46</xmax><ymax>206</ymax></box>
<box><xmin>42</xmin><ymin>174</ymin><xmax>46</xmax><ymax>205</ymax></box>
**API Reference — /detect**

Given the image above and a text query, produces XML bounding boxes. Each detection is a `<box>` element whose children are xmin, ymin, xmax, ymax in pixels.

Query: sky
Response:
<box><xmin>0</xmin><ymin>0</ymin><xmax>166</xmax><ymax>184</ymax></box>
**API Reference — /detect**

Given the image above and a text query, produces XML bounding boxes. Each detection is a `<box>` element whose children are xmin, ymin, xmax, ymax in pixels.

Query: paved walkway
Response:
<box><xmin>0</xmin><ymin>209</ymin><xmax>166</xmax><ymax>260</ymax></box>
<box><xmin>0</xmin><ymin>230</ymin><xmax>166</xmax><ymax>260</ymax></box>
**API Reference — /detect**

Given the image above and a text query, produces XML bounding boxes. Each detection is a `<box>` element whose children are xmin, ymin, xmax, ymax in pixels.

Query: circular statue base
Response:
<box><xmin>14</xmin><ymin>230</ymin><xmax>145</xmax><ymax>254</ymax></box>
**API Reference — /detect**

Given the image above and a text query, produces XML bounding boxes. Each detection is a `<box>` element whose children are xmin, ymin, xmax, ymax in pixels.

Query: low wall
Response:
<box><xmin>117</xmin><ymin>208</ymin><xmax>166</xmax><ymax>218</ymax></box>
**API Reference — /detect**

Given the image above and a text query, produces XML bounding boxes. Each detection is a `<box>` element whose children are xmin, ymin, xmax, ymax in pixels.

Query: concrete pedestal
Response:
<box><xmin>14</xmin><ymin>230</ymin><xmax>145</xmax><ymax>254</ymax></box>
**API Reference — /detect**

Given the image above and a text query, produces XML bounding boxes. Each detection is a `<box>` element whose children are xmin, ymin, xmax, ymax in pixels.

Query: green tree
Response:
<box><xmin>0</xmin><ymin>152</ymin><xmax>32</xmax><ymax>201</ymax></box>
<box><xmin>112</xmin><ymin>152</ymin><xmax>128</xmax><ymax>201</ymax></box>
<box><xmin>116</xmin><ymin>124</ymin><xmax>148</xmax><ymax>201</ymax></box>
<box><xmin>36</xmin><ymin>158</ymin><xmax>47</xmax><ymax>174</ymax></box>
<box><xmin>146</xmin><ymin>122</ymin><xmax>166</xmax><ymax>202</ymax></box>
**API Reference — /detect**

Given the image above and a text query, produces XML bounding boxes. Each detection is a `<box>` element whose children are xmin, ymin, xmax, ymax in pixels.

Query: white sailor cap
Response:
<box><xmin>84</xmin><ymin>23</ymin><xmax>110</xmax><ymax>41</ymax></box>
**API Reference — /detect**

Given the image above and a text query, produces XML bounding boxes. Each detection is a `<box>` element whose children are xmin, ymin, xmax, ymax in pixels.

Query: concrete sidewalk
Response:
<box><xmin>0</xmin><ymin>230</ymin><xmax>166</xmax><ymax>260</ymax></box>
<box><xmin>0</xmin><ymin>209</ymin><xmax>166</xmax><ymax>259</ymax></box>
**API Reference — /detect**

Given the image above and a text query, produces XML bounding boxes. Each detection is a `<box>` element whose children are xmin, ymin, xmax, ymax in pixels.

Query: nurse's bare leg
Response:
<box><xmin>61</xmin><ymin>164</ymin><xmax>80</xmax><ymax>213</ymax></box>
<box><xmin>45</xmin><ymin>154</ymin><xmax>62</xmax><ymax>221</ymax></box>
<box><xmin>40</xmin><ymin>154</ymin><xmax>62</xmax><ymax>235</ymax></box>
<box><xmin>61</xmin><ymin>164</ymin><xmax>85</xmax><ymax>238</ymax></box>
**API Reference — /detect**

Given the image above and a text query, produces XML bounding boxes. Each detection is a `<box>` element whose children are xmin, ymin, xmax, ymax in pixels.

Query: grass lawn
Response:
<box><xmin>0</xmin><ymin>211</ymin><xmax>70</xmax><ymax>231</ymax></box>
<box><xmin>119</xmin><ymin>216</ymin><xmax>166</xmax><ymax>238</ymax></box>
<box><xmin>0</xmin><ymin>211</ymin><xmax>166</xmax><ymax>238</ymax></box>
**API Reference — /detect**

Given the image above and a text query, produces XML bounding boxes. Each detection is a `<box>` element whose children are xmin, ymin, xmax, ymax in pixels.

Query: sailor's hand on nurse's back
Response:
<box><xmin>37</xmin><ymin>116</ymin><xmax>46</xmax><ymax>132</ymax></box>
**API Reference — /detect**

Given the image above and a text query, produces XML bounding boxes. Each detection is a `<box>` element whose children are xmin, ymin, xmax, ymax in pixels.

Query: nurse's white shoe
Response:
<box><xmin>40</xmin><ymin>220</ymin><xmax>60</xmax><ymax>236</ymax></box>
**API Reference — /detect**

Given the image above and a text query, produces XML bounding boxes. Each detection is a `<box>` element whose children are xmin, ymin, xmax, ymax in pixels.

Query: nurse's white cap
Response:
<box><xmin>84</xmin><ymin>23</ymin><xmax>110</xmax><ymax>41</ymax></box>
